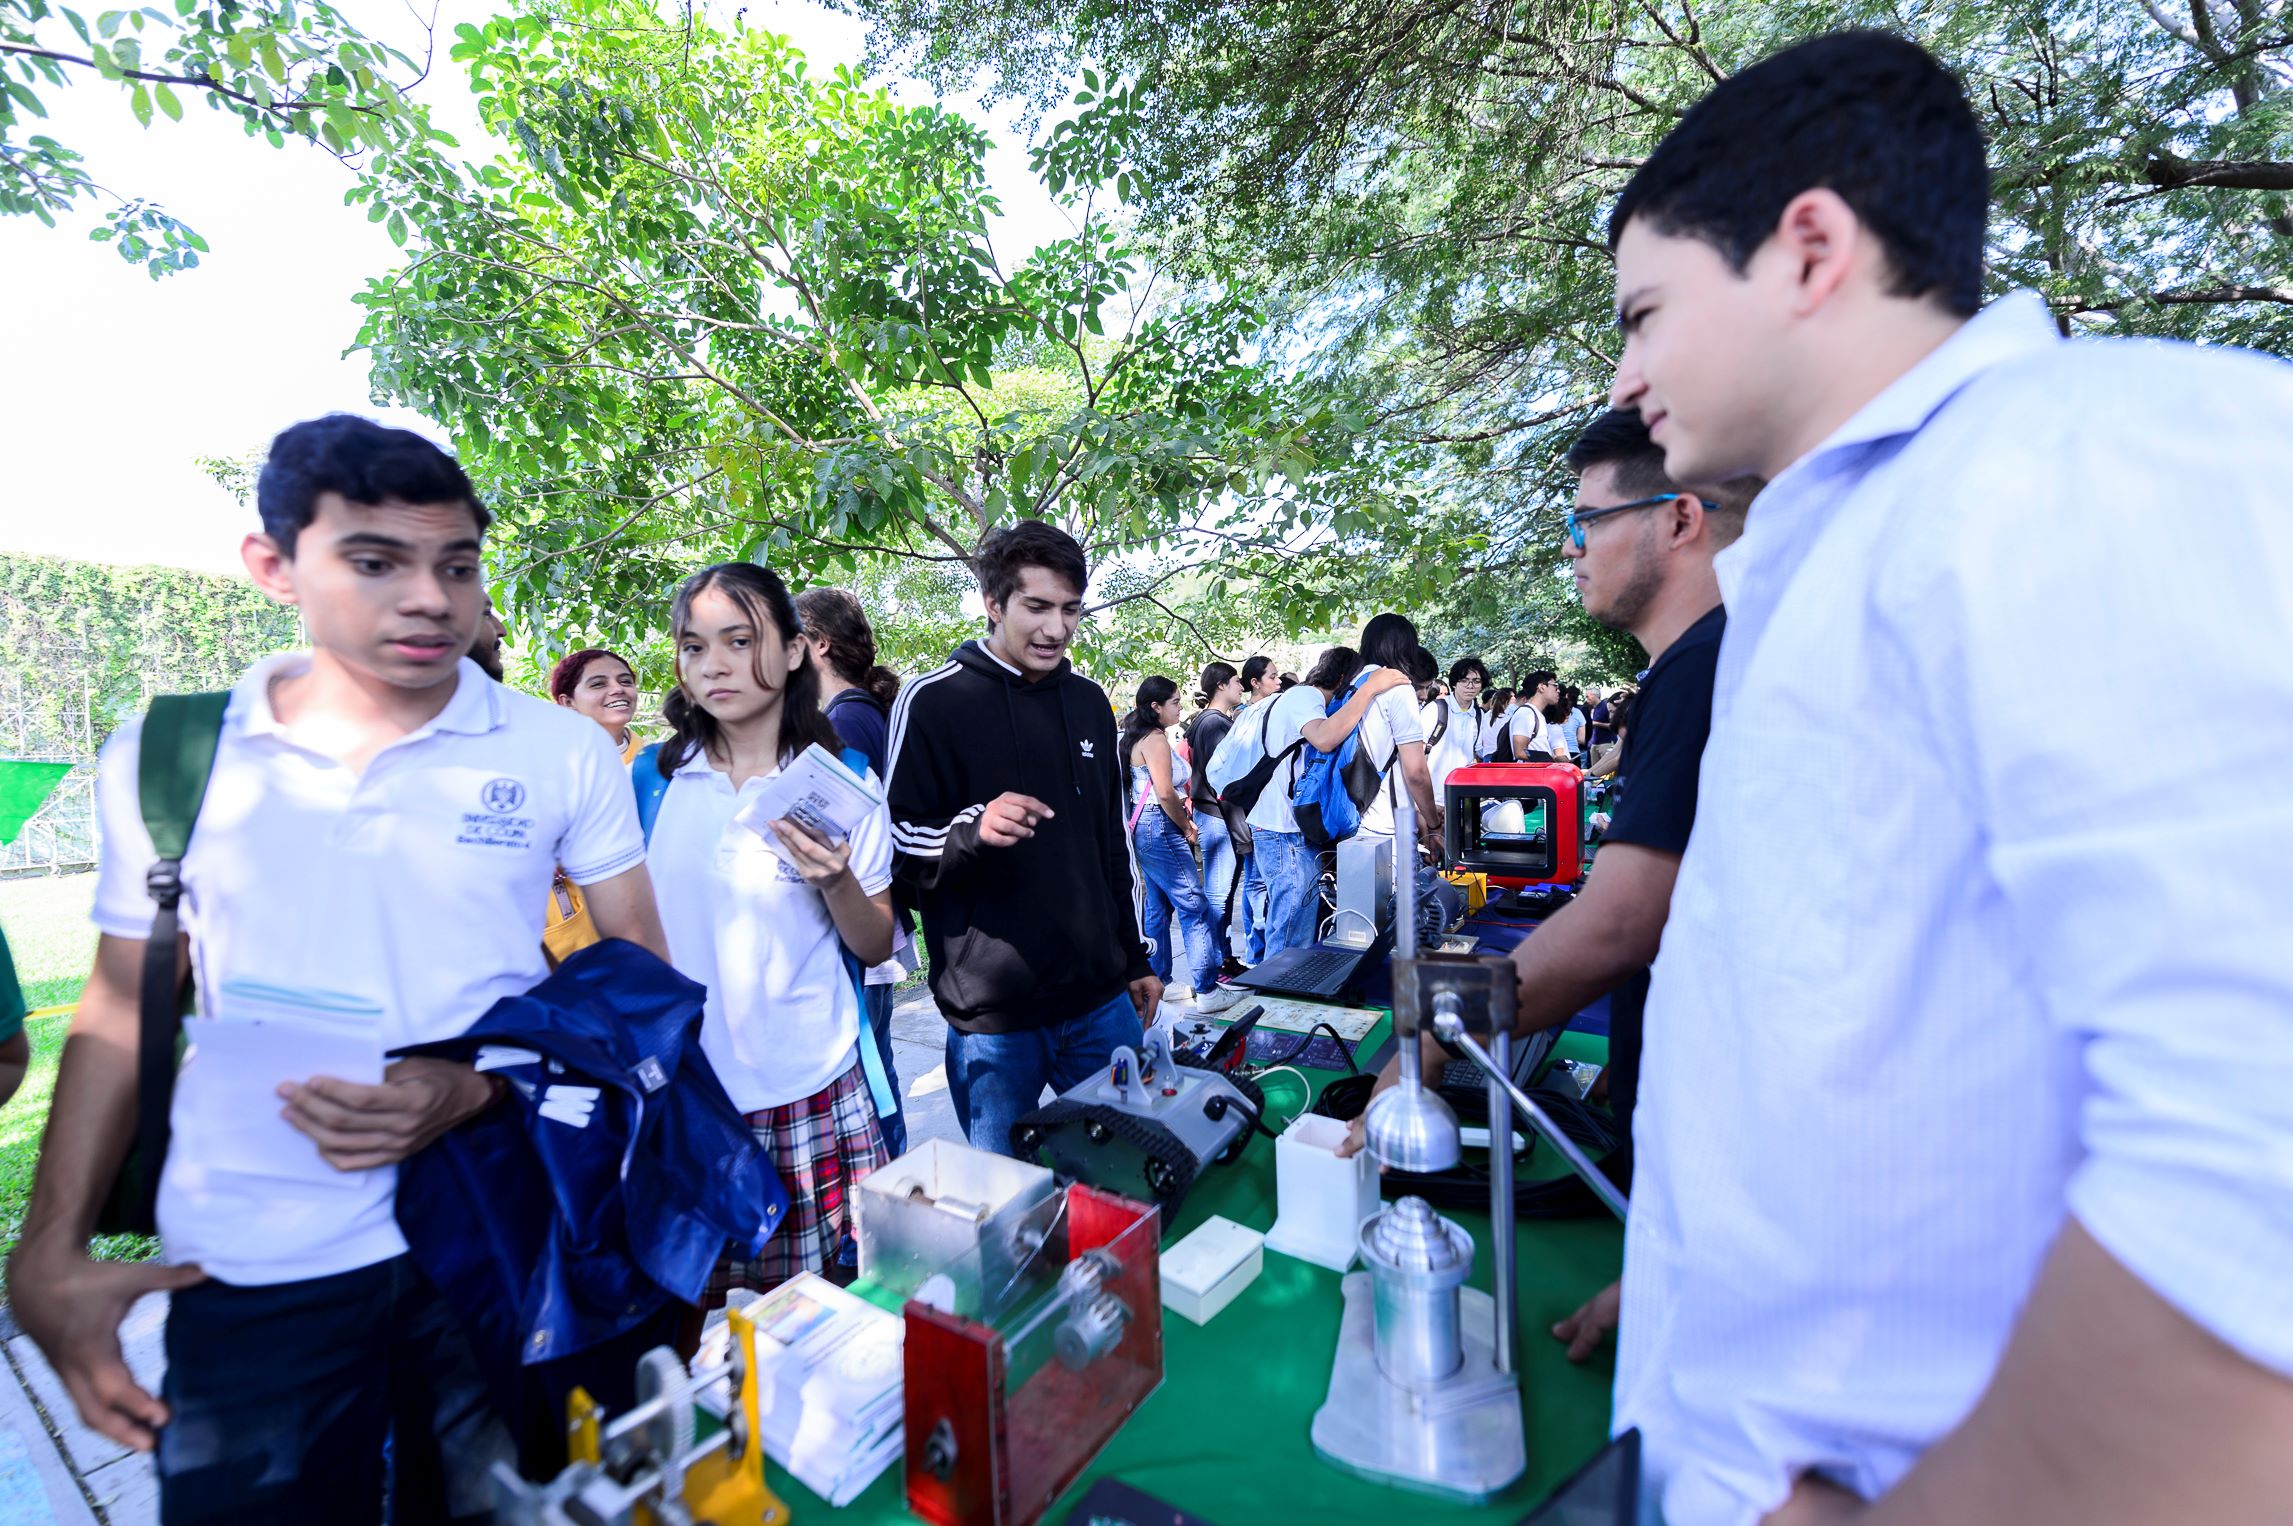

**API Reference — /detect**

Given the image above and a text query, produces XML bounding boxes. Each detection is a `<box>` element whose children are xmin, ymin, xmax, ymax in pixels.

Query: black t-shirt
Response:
<box><xmin>1596</xmin><ymin>602</ymin><xmax>1725</xmax><ymax>1188</ymax></box>
<box><xmin>1186</xmin><ymin>708</ymin><xmax>1233</xmax><ymax>809</ymax></box>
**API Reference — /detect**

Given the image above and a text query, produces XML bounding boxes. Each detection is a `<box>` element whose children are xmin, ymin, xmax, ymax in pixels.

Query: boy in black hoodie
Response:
<box><xmin>885</xmin><ymin>522</ymin><xmax>1161</xmax><ymax>1154</ymax></box>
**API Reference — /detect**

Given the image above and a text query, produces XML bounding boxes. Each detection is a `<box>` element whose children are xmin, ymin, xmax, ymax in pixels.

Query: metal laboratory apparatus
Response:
<box><xmin>1310</xmin><ymin>788</ymin><xmax>1629</xmax><ymax>1501</ymax></box>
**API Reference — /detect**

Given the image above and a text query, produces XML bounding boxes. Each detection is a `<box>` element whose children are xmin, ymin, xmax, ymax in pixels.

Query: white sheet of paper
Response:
<box><xmin>177</xmin><ymin>1018</ymin><xmax>385</xmax><ymax>1184</ymax></box>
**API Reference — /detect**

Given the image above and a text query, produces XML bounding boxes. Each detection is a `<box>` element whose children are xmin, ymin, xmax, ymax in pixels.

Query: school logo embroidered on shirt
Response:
<box><xmin>1078</xmin><ymin>739</ymin><xmax>1096</xmax><ymax>758</ymax></box>
<box><xmin>460</xmin><ymin>776</ymin><xmax>536</xmax><ymax>850</ymax></box>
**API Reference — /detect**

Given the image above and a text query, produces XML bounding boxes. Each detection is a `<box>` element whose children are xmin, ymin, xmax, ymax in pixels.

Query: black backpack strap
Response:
<box><xmin>130</xmin><ymin>692</ymin><xmax>229</xmax><ymax>1227</ymax></box>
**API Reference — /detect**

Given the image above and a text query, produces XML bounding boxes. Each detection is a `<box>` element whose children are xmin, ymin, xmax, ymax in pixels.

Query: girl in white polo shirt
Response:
<box><xmin>646</xmin><ymin>562</ymin><xmax>896</xmax><ymax>1296</ymax></box>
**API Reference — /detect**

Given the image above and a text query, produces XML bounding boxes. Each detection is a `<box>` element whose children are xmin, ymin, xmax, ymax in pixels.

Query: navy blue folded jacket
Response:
<box><xmin>392</xmin><ymin>937</ymin><xmax>788</xmax><ymax>1388</ymax></box>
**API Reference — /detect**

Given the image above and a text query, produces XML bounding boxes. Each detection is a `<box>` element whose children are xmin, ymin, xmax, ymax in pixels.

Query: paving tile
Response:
<box><xmin>82</xmin><ymin>1450</ymin><xmax>158</xmax><ymax>1526</ymax></box>
<box><xmin>0</xmin><ymin>1355</ymin><xmax>97</xmax><ymax>1525</ymax></box>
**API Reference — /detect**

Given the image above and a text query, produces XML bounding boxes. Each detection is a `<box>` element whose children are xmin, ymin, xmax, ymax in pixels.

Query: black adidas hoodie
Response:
<box><xmin>885</xmin><ymin>640</ymin><xmax>1150</xmax><ymax>1034</ymax></box>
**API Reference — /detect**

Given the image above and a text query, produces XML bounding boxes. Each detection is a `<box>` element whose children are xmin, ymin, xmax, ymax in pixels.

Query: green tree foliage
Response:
<box><xmin>1</xmin><ymin>0</ymin><xmax>445</xmax><ymax>275</ymax></box>
<box><xmin>0</xmin><ymin>551</ymin><xmax>298</xmax><ymax>756</ymax></box>
<box><xmin>846</xmin><ymin>0</ymin><xmax>2293</xmax><ymax>657</ymax></box>
<box><xmin>349</xmin><ymin>0</ymin><xmax>1413</xmax><ymax>678</ymax></box>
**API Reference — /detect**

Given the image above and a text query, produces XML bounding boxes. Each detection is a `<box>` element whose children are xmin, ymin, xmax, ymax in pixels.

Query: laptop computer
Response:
<box><xmin>1227</xmin><ymin>921</ymin><xmax>1392</xmax><ymax>1002</ymax></box>
<box><xmin>1516</xmin><ymin>1427</ymin><xmax>1640</xmax><ymax>1526</ymax></box>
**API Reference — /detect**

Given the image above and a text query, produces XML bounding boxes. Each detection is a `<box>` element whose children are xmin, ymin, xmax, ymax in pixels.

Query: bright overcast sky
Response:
<box><xmin>0</xmin><ymin>0</ymin><xmax>1069</xmax><ymax>574</ymax></box>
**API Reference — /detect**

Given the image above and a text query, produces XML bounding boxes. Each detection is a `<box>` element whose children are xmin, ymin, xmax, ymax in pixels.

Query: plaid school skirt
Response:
<box><xmin>703</xmin><ymin>1059</ymin><xmax>889</xmax><ymax>1305</ymax></box>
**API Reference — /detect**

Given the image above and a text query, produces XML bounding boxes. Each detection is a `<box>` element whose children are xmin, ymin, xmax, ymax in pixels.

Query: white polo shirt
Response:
<box><xmin>647</xmin><ymin>749</ymin><xmax>894</xmax><ymax>1114</ymax></box>
<box><xmin>1353</xmin><ymin>670</ymin><xmax>1425</xmax><ymax>839</ymax></box>
<box><xmin>1420</xmin><ymin>698</ymin><xmax>1483</xmax><ymax>791</ymax></box>
<box><xmin>91</xmin><ymin>653</ymin><xmax>644</xmax><ymax>1287</ymax></box>
<box><xmin>1616</xmin><ymin>294</ymin><xmax>2293</xmax><ymax>1522</ymax></box>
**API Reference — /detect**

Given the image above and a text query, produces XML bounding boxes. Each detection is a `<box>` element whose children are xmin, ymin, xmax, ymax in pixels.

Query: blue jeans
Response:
<box><xmin>1198</xmin><ymin>811</ymin><xmax>1240</xmax><ymax>963</ymax></box>
<box><xmin>1133</xmin><ymin>810</ymin><xmax>1222</xmax><ymax>993</ymax></box>
<box><xmin>863</xmin><ymin>980</ymin><xmax>906</xmax><ymax>1159</ymax></box>
<box><xmin>945</xmin><ymin>992</ymin><xmax>1144</xmax><ymax>1156</ymax></box>
<box><xmin>159</xmin><ymin>1255</ymin><xmax>511</xmax><ymax>1524</ymax></box>
<box><xmin>1240</xmin><ymin>847</ymin><xmax>1267</xmax><ymax>963</ymax></box>
<box><xmin>1256</xmin><ymin>828</ymin><xmax>1324</xmax><ymax>959</ymax></box>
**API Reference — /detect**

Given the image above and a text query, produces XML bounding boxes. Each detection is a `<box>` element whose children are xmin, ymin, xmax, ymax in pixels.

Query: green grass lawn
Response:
<box><xmin>0</xmin><ymin>872</ymin><xmax>153</xmax><ymax>1265</ymax></box>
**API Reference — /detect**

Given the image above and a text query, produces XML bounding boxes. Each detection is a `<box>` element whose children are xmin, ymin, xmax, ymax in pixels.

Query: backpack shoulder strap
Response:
<box><xmin>1429</xmin><ymin>698</ymin><xmax>1450</xmax><ymax>747</ymax></box>
<box><xmin>835</xmin><ymin>742</ymin><xmax>900</xmax><ymax>1122</ymax></box>
<box><xmin>139</xmin><ymin>692</ymin><xmax>230</xmax><ymax>866</ymax></box>
<box><xmin>632</xmin><ymin>743</ymin><xmax>671</xmax><ymax>845</ymax></box>
<box><xmin>126</xmin><ymin>691</ymin><xmax>229</xmax><ymax>1230</ymax></box>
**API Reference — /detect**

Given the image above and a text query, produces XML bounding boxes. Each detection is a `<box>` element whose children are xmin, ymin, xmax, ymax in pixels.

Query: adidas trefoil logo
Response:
<box><xmin>1079</xmin><ymin>739</ymin><xmax>1096</xmax><ymax>758</ymax></box>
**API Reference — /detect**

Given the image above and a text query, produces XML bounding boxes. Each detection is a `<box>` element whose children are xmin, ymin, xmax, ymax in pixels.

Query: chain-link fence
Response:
<box><xmin>1</xmin><ymin>765</ymin><xmax>97</xmax><ymax>878</ymax></box>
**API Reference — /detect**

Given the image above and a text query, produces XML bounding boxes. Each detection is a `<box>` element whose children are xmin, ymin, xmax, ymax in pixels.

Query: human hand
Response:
<box><xmin>281</xmin><ymin>1057</ymin><xmax>498</xmax><ymax>1170</ymax></box>
<box><xmin>978</xmin><ymin>793</ymin><xmax>1054</xmax><ymax>848</ymax></box>
<box><xmin>1128</xmin><ymin>974</ymin><xmax>1163</xmax><ymax>1025</ymax></box>
<box><xmin>1552</xmin><ymin>1279</ymin><xmax>1622</xmax><ymax>1362</ymax></box>
<box><xmin>1419</xmin><ymin>802</ymin><xmax>1446</xmax><ymax>847</ymax></box>
<box><xmin>773</xmin><ymin>815</ymin><xmax>854</xmax><ymax>889</ymax></box>
<box><xmin>6</xmin><ymin>1244</ymin><xmax>207</xmax><ymax>1451</ymax></box>
<box><xmin>1365</xmin><ymin>667</ymin><xmax>1412</xmax><ymax>697</ymax></box>
<box><xmin>1337</xmin><ymin>1051</ymin><xmax>1408</xmax><ymax>1158</ymax></box>
<box><xmin>1760</xmin><ymin>1475</ymin><xmax>1869</xmax><ymax>1525</ymax></box>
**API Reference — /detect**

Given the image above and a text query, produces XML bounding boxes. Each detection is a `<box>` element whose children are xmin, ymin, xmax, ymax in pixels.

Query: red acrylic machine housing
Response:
<box><xmin>1441</xmin><ymin>761</ymin><xmax>1585</xmax><ymax>888</ymax></box>
<box><xmin>902</xmin><ymin>1184</ymin><xmax>1163</xmax><ymax>1526</ymax></box>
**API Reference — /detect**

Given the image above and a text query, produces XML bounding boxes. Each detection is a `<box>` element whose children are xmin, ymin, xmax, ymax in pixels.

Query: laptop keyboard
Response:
<box><xmin>1275</xmin><ymin>947</ymin><xmax>1359</xmax><ymax>991</ymax></box>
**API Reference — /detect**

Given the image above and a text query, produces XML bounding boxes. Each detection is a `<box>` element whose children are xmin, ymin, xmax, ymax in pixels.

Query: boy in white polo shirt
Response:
<box><xmin>6</xmin><ymin>415</ymin><xmax>668</xmax><ymax>1524</ymax></box>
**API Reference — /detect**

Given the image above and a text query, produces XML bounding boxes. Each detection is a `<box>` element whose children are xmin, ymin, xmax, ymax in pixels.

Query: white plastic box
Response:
<box><xmin>1160</xmin><ymin>1216</ymin><xmax>1265</xmax><ymax>1325</ymax></box>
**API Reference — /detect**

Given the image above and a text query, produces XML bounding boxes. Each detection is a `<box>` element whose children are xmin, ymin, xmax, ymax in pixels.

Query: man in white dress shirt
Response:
<box><xmin>1603</xmin><ymin>29</ymin><xmax>2293</xmax><ymax>1526</ymax></box>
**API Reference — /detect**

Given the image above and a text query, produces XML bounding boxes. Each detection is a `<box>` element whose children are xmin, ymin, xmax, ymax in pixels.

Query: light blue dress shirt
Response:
<box><xmin>1615</xmin><ymin>294</ymin><xmax>2293</xmax><ymax>1523</ymax></box>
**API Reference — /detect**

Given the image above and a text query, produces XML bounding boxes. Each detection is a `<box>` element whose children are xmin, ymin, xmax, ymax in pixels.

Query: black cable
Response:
<box><xmin>1257</xmin><ymin>1020</ymin><xmax>1360</xmax><ymax>1074</ymax></box>
<box><xmin>1310</xmin><ymin>1076</ymin><xmax>1624</xmax><ymax>1219</ymax></box>
<box><xmin>1204</xmin><ymin>1090</ymin><xmax>1282</xmax><ymax>1141</ymax></box>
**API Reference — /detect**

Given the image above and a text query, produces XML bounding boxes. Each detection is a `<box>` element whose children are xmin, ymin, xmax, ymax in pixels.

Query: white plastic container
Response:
<box><xmin>1264</xmin><ymin>1112</ymin><xmax>1381</xmax><ymax>1272</ymax></box>
<box><xmin>1160</xmin><ymin>1216</ymin><xmax>1265</xmax><ymax>1325</ymax></box>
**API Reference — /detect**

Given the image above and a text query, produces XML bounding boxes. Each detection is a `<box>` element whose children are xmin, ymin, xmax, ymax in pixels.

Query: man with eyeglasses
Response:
<box><xmin>1345</xmin><ymin>408</ymin><xmax>1759</xmax><ymax>1320</ymax></box>
<box><xmin>1423</xmin><ymin>657</ymin><xmax>1492</xmax><ymax>790</ymax></box>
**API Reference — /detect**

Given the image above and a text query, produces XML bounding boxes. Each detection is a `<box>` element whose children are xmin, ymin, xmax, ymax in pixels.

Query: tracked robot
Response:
<box><xmin>1009</xmin><ymin>1010</ymin><xmax>1268</xmax><ymax>1218</ymax></box>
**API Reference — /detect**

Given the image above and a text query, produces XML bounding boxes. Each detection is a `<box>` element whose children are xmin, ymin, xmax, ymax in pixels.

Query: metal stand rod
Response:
<box><xmin>1487</xmin><ymin>1027</ymin><xmax>1516</xmax><ymax>1375</ymax></box>
<box><xmin>1433</xmin><ymin>1014</ymin><xmax>1629</xmax><ymax>1222</ymax></box>
<box><xmin>1391</xmin><ymin>791</ymin><xmax>1423</xmax><ymax>1101</ymax></box>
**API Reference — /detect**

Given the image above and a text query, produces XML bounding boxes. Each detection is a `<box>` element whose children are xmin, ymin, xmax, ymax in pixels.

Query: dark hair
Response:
<box><xmin>1197</xmin><ymin>661</ymin><xmax>1238</xmax><ymax>707</ymax></box>
<box><xmin>1566</xmin><ymin>408</ymin><xmax>1677</xmax><ymax>501</ymax></box>
<box><xmin>1278</xmin><ymin>672</ymin><xmax>1299</xmax><ymax>691</ymax></box>
<box><xmin>660</xmin><ymin>562</ymin><xmax>840</xmax><ymax>778</ymax></box>
<box><xmin>1487</xmin><ymin>687</ymin><xmax>1514</xmax><ymax>716</ymax></box>
<box><xmin>1358</xmin><ymin>612</ymin><xmax>1423</xmax><ymax>675</ymax></box>
<box><xmin>1567</xmin><ymin>407</ymin><xmax>1765</xmax><ymax>533</ymax></box>
<box><xmin>256</xmin><ymin>414</ymin><xmax>488</xmax><ymax>557</ymax></box>
<box><xmin>1404</xmin><ymin>647</ymin><xmax>1438</xmax><ymax>685</ymax></box>
<box><xmin>548</xmin><ymin>647</ymin><xmax>631</xmax><ymax>705</ymax></box>
<box><xmin>1610</xmin><ymin>31</ymin><xmax>1988</xmax><ymax>317</ymax></box>
<box><xmin>1303</xmin><ymin>646</ymin><xmax>1364</xmax><ymax>693</ymax></box>
<box><xmin>1522</xmin><ymin>670</ymin><xmax>1558</xmax><ymax>698</ymax></box>
<box><xmin>794</xmin><ymin>587</ymin><xmax>901</xmax><ymax>708</ymax></box>
<box><xmin>1241</xmin><ymin>655</ymin><xmax>1275</xmax><ymax>689</ymax></box>
<box><xmin>974</xmin><ymin>520</ymin><xmax>1089</xmax><ymax>610</ymax></box>
<box><xmin>1119</xmin><ymin>676</ymin><xmax>1180</xmax><ymax>771</ymax></box>
<box><xmin>1448</xmin><ymin>656</ymin><xmax>1491</xmax><ymax>689</ymax></box>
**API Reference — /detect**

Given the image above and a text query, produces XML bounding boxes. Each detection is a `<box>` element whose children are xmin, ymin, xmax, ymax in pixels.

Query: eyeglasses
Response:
<box><xmin>1565</xmin><ymin>493</ymin><xmax>1678</xmax><ymax>550</ymax></box>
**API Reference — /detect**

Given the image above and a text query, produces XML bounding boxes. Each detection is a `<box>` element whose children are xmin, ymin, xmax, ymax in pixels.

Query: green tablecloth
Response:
<box><xmin>782</xmin><ymin>1026</ymin><xmax>1625</xmax><ymax>1523</ymax></box>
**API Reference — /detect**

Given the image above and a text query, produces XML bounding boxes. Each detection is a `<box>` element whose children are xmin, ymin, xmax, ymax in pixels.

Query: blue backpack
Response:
<box><xmin>1289</xmin><ymin>675</ymin><xmax>1396</xmax><ymax>850</ymax></box>
<box><xmin>632</xmin><ymin>744</ymin><xmax>900</xmax><ymax>1125</ymax></box>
